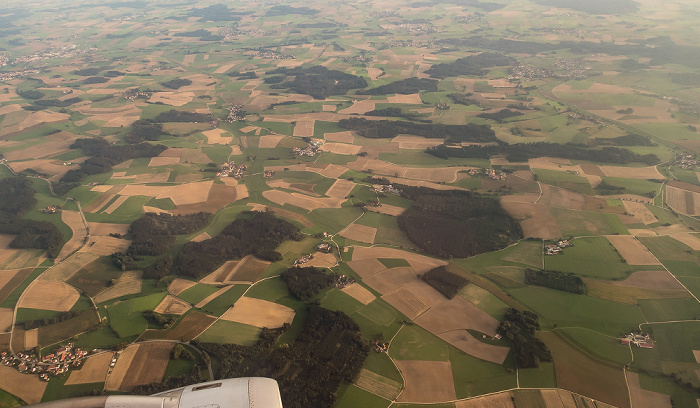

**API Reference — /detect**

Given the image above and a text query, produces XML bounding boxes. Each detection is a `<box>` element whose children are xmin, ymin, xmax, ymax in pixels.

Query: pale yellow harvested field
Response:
<box><xmin>148</xmin><ymin>91</ymin><xmax>195</xmax><ymax>106</ymax></box>
<box><xmin>352</xmin><ymin>246</ymin><xmax>446</xmax><ymax>271</ymax></box>
<box><xmin>103</xmin><ymin>196</ymin><xmax>129</xmax><ymax>214</ymax></box>
<box><xmin>117</xmin><ymin>342</ymin><xmax>173</xmax><ymax>391</ymax></box>
<box><xmin>154</xmin><ymin>295</ymin><xmax>191</xmax><ymax>315</ymax></box>
<box><xmin>3</xmin><ymin>138</ymin><xmax>75</xmax><ymax>161</ymax></box>
<box><xmin>183</xmin><ymin>54</ymin><xmax>196</xmax><ymax>64</ymax></box>
<box><xmin>19</xmin><ymin>110</ymin><xmax>69</xmax><ymax>129</ymax></box>
<box><xmin>341</xmin><ymin>283</ymin><xmax>376</xmax><ymax>305</ymax></box>
<box><xmin>134</xmin><ymin>172</ymin><xmax>170</xmax><ymax>184</ymax></box>
<box><xmin>355</xmin><ymin>369</ymin><xmax>401</xmax><ymax>400</ymax></box>
<box><xmin>236</xmin><ymin>185</ymin><xmax>250</xmax><ymax>200</ymax></box>
<box><xmin>600</xmin><ymin>165</ymin><xmax>664</xmax><ymax>179</ymax></box>
<box><xmin>191</xmin><ymin>232</ymin><xmax>211</xmax><ymax>242</ymax></box>
<box><xmin>540</xmin><ymin>390</ymin><xmax>566</xmax><ymax>408</ymax></box>
<box><xmin>305</xmin><ymin>252</ymin><xmax>337</xmax><ymax>268</ymax></box>
<box><xmin>325</xmin><ymin>179</ymin><xmax>356</xmax><ymax>198</ymax></box>
<box><xmin>403</xmin><ymin>167</ymin><xmax>461</xmax><ymax>183</ymax></box>
<box><xmin>387</xmin><ymin>93</ymin><xmax>422</xmax><ymax>104</ymax></box>
<box><xmin>528</xmin><ymin>157</ymin><xmax>583</xmax><ymax>173</ymax></box>
<box><xmin>319</xmin><ymin>164</ymin><xmax>349</xmax><ymax>179</ymax></box>
<box><xmin>41</xmin><ymin>252</ymin><xmax>98</xmax><ymax>281</ymax></box>
<box><xmin>623</xmin><ymin>201</ymin><xmax>658</xmax><ymax>225</ymax></box>
<box><xmin>439</xmin><ymin>330</ymin><xmax>510</xmax><ymax>365</ymax></box>
<box><xmin>213</xmin><ymin>63</ymin><xmax>236</xmax><ymax>74</ymax></box>
<box><xmin>324</xmin><ymin>131</ymin><xmax>354</xmax><ymax>143</ymax></box>
<box><xmin>382</xmin><ymin>287</ymin><xmax>429</xmax><ymax>319</ymax></box>
<box><xmin>539</xmin><ymin>184</ymin><xmax>585</xmax><ymax>210</ymax></box>
<box><xmin>149</xmin><ymin>156</ymin><xmax>181</xmax><ymax>167</ymax></box>
<box><xmin>454</xmin><ymin>392</ymin><xmax>515</xmax><ymax>408</ymax></box>
<box><xmin>322</xmin><ymin>104</ymin><xmax>336</xmax><ymax>112</ymax></box>
<box><xmin>347</xmin><ymin>259</ymin><xmax>388</xmax><ymax>278</ymax></box>
<box><xmin>105</xmin><ymin>345</ymin><xmax>138</xmax><ymax>390</ymax></box>
<box><xmin>615</xmin><ymin>270</ymin><xmax>683</xmax><ymax>290</ymax></box>
<box><xmin>263</xmin><ymin>190</ymin><xmax>343</xmax><ymax>210</ymax></box>
<box><xmin>501</xmin><ymin>202</ymin><xmax>562</xmax><ymax>239</ymax></box>
<box><xmin>627</xmin><ymin>372</ymin><xmax>672</xmax><ymax>408</ymax></box>
<box><xmin>392</xmin><ymin>135</ymin><xmax>444</xmax><ymax>149</ymax></box>
<box><xmin>395</xmin><ymin>360</ymin><xmax>455</xmax><ymax>403</ymax></box>
<box><xmin>293</xmin><ymin>119</ymin><xmax>315</xmax><ymax>137</ymax></box>
<box><xmin>158</xmin><ymin>148</ymin><xmax>184</xmax><ymax>158</ymax></box>
<box><xmin>0</xmin><ymin>365</ymin><xmax>48</xmax><ymax>404</ymax></box>
<box><xmin>195</xmin><ymin>286</ymin><xmax>233</xmax><ymax>309</ymax></box>
<box><xmin>56</xmin><ymin>210</ymin><xmax>87</xmax><ymax>261</ymax></box>
<box><xmin>366</xmin><ymin>204</ymin><xmax>405</xmax><ymax>216</ymax></box>
<box><xmin>221</xmin><ymin>296</ymin><xmax>295</xmax><ymax>328</ymax></box>
<box><xmin>339</xmin><ymin>100</ymin><xmax>375</xmax><ymax>114</ymax></box>
<box><xmin>628</xmin><ymin>229</ymin><xmax>658</xmax><ymax>237</ymax></box>
<box><xmin>168</xmin><ymin>278</ymin><xmax>197</xmax><ymax>296</ymax></box>
<box><xmin>94</xmin><ymin>271</ymin><xmax>142</xmax><ymax>304</ymax></box>
<box><xmin>695</xmin><ymin>350</ymin><xmax>700</xmax><ymax>363</ymax></box>
<box><xmin>82</xmin><ymin>236</ymin><xmax>130</xmax><ymax>256</ymax></box>
<box><xmin>7</xmin><ymin>159</ymin><xmax>77</xmax><ymax>180</ymax></box>
<box><xmin>340</xmin><ymin>223</ymin><xmax>377</xmax><ymax>243</ymax></box>
<box><xmin>65</xmin><ymin>352</ymin><xmax>112</xmax><ymax>385</ymax></box>
<box><xmin>321</xmin><ymin>142</ymin><xmax>363</xmax><ymax>155</ymax></box>
<box><xmin>87</xmin><ymin>222</ymin><xmax>129</xmax><ymax>236</ymax></box>
<box><xmin>666</xmin><ymin>185</ymin><xmax>700</xmax><ymax>216</ymax></box>
<box><xmin>258</xmin><ymin>134</ymin><xmax>285</xmax><ymax>148</ymax></box>
<box><xmin>607</xmin><ymin>235</ymin><xmax>660</xmax><ymax>265</ymax></box>
<box><xmin>202</xmin><ymin>129</ymin><xmax>232</xmax><ymax>145</ymax></box>
<box><xmin>605</xmin><ymin>194</ymin><xmax>653</xmax><ymax>204</ymax></box>
<box><xmin>158</xmin><ymin>180</ymin><xmax>213</xmax><ymax>205</ymax></box>
<box><xmin>20</xmin><ymin>281</ymin><xmax>79</xmax><ymax>311</ymax></box>
<box><xmin>670</xmin><ymin>233</ymin><xmax>700</xmax><ymax>250</ymax></box>
<box><xmin>416</xmin><ymin>295</ymin><xmax>500</xmax><ymax>336</ymax></box>
<box><xmin>0</xmin><ymin>308</ymin><xmax>12</xmax><ymax>332</ymax></box>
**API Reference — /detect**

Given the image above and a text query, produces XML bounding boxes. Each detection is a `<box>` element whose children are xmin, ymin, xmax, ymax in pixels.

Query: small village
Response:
<box><xmin>544</xmin><ymin>239</ymin><xmax>573</xmax><ymax>255</ymax></box>
<box><xmin>123</xmin><ymin>88</ymin><xmax>151</xmax><ymax>102</ymax></box>
<box><xmin>225</xmin><ymin>105</ymin><xmax>246</xmax><ymax>122</ymax></box>
<box><xmin>1</xmin><ymin>343</ymin><xmax>90</xmax><ymax>381</ymax></box>
<box><xmin>371</xmin><ymin>339</ymin><xmax>389</xmax><ymax>353</ymax></box>
<box><xmin>292</xmin><ymin>140</ymin><xmax>323</xmax><ymax>157</ymax></box>
<box><xmin>619</xmin><ymin>332</ymin><xmax>653</xmax><ymax>348</ymax></box>
<box><xmin>316</xmin><ymin>243</ymin><xmax>333</xmax><ymax>253</ymax></box>
<box><xmin>40</xmin><ymin>205</ymin><xmax>61</xmax><ymax>214</ymax></box>
<box><xmin>375</xmin><ymin>184</ymin><xmax>402</xmax><ymax>195</ymax></box>
<box><xmin>217</xmin><ymin>162</ymin><xmax>247</xmax><ymax>179</ymax></box>
<box><xmin>335</xmin><ymin>274</ymin><xmax>354</xmax><ymax>289</ymax></box>
<box><xmin>465</xmin><ymin>168</ymin><xmax>508</xmax><ymax>180</ymax></box>
<box><xmin>673</xmin><ymin>152</ymin><xmax>698</xmax><ymax>170</ymax></box>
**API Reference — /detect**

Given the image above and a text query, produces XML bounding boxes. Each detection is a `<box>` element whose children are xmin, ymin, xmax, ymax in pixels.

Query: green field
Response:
<box><xmin>389</xmin><ymin>325</ymin><xmax>449</xmax><ymax>361</ymax></box>
<box><xmin>544</xmin><ymin>237</ymin><xmax>631</xmax><ymax>279</ymax></box>
<box><xmin>549</xmin><ymin>208</ymin><xmax>628</xmax><ymax>237</ymax></box>
<box><xmin>106</xmin><ymin>292</ymin><xmax>167</xmax><ymax>338</ymax></box>
<box><xmin>197</xmin><ymin>320</ymin><xmax>261</xmax><ymax>346</ymax></box>
<box><xmin>320</xmin><ymin>288</ymin><xmax>365</xmax><ymax>316</ymax></box>
<box><xmin>178</xmin><ymin>284</ymin><xmax>221</xmax><ymax>305</ymax></box>
<box><xmin>200</xmin><ymin>285</ymin><xmax>248</xmax><ymax>316</ymax></box>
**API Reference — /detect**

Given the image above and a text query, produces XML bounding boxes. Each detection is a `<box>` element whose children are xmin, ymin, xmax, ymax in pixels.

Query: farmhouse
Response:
<box><xmin>619</xmin><ymin>332</ymin><xmax>653</xmax><ymax>348</ymax></box>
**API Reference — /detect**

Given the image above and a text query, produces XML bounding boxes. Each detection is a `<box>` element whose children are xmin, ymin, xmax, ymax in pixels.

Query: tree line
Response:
<box><xmin>338</xmin><ymin>117</ymin><xmax>497</xmax><ymax>143</ymax></box>
<box><xmin>425</xmin><ymin>52</ymin><xmax>516</xmax><ymax>79</ymax></box>
<box><xmin>265</xmin><ymin>66</ymin><xmax>367</xmax><ymax>99</ymax></box>
<box><xmin>421</xmin><ymin>266</ymin><xmax>469</xmax><ymax>299</ymax></box>
<box><xmin>524</xmin><ymin>268</ymin><xmax>585</xmax><ymax>294</ymax></box>
<box><xmin>497</xmin><ymin>308</ymin><xmax>552</xmax><ymax>368</ymax></box>
<box><xmin>281</xmin><ymin>266</ymin><xmax>337</xmax><ymax>300</ymax></box>
<box><xmin>127</xmin><ymin>212</ymin><xmax>212</xmax><ymax>257</ymax></box>
<box><xmin>357</xmin><ymin>77</ymin><xmax>438</xmax><ymax>95</ymax></box>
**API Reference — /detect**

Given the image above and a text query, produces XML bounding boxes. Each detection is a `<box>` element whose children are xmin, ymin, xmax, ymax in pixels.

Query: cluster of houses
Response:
<box><xmin>12</xmin><ymin>44</ymin><xmax>85</xmax><ymax>65</ymax></box>
<box><xmin>335</xmin><ymin>275</ymin><xmax>354</xmax><ymax>289</ymax></box>
<box><xmin>619</xmin><ymin>332</ymin><xmax>653</xmax><ymax>348</ymax></box>
<box><xmin>249</xmin><ymin>51</ymin><xmax>295</xmax><ymax>60</ymax></box>
<box><xmin>368</xmin><ymin>11</ymin><xmax>399</xmax><ymax>18</ymax></box>
<box><xmin>0</xmin><ymin>68</ymin><xmax>41</xmax><ymax>82</ymax></box>
<box><xmin>294</xmin><ymin>254</ymin><xmax>313</xmax><ymax>266</ymax></box>
<box><xmin>0</xmin><ymin>53</ymin><xmax>7</xmax><ymax>67</ymax></box>
<box><xmin>455</xmin><ymin>14</ymin><xmax>483</xmax><ymax>24</ymax></box>
<box><xmin>123</xmin><ymin>88</ymin><xmax>151</xmax><ymax>102</ymax></box>
<box><xmin>0</xmin><ymin>156</ymin><xmax>6</xmax><ymax>164</ymax></box>
<box><xmin>2</xmin><ymin>343</ymin><xmax>90</xmax><ymax>380</ymax></box>
<box><xmin>544</xmin><ymin>239</ymin><xmax>572</xmax><ymax>255</ymax></box>
<box><xmin>375</xmin><ymin>184</ymin><xmax>402</xmax><ymax>195</ymax></box>
<box><xmin>371</xmin><ymin>339</ymin><xmax>389</xmax><ymax>353</ymax></box>
<box><xmin>292</xmin><ymin>140</ymin><xmax>323</xmax><ymax>157</ymax></box>
<box><xmin>264</xmin><ymin>170</ymin><xmax>276</xmax><ymax>179</ymax></box>
<box><xmin>217</xmin><ymin>162</ymin><xmax>247</xmax><ymax>179</ymax></box>
<box><xmin>40</xmin><ymin>205</ymin><xmax>61</xmax><ymax>214</ymax></box>
<box><xmin>674</xmin><ymin>152</ymin><xmax>698</xmax><ymax>170</ymax></box>
<box><xmin>465</xmin><ymin>168</ymin><xmax>507</xmax><ymax>180</ymax></box>
<box><xmin>567</xmin><ymin>111</ymin><xmax>605</xmax><ymax>126</ymax></box>
<box><xmin>434</xmin><ymin>102</ymin><xmax>450</xmax><ymax>110</ymax></box>
<box><xmin>316</xmin><ymin>243</ymin><xmax>333</xmax><ymax>253</ymax></box>
<box><xmin>225</xmin><ymin>105</ymin><xmax>246</xmax><ymax>122</ymax></box>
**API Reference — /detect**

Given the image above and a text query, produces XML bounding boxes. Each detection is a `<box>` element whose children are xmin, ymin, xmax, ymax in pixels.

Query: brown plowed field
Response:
<box><xmin>666</xmin><ymin>184</ymin><xmax>700</xmax><ymax>216</ymax></box>
<box><xmin>325</xmin><ymin>179</ymin><xmax>356</xmax><ymax>199</ymax></box>
<box><xmin>83</xmin><ymin>236</ymin><xmax>131</xmax><ymax>256</ymax></box>
<box><xmin>168</xmin><ymin>278</ymin><xmax>197</xmax><ymax>296</ymax></box>
<box><xmin>395</xmin><ymin>360</ymin><xmax>456</xmax><ymax>403</ymax></box>
<box><xmin>221</xmin><ymin>297</ymin><xmax>295</xmax><ymax>328</ymax></box>
<box><xmin>614</xmin><ymin>270</ymin><xmax>684</xmax><ymax>290</ymax></box>
<box><xmin>268</xmin><ymin>208</ymin><xmax>313</xmax><ymax>227</ymax></box>
<box><xmin>347</xmin><ymin>259</ymin><xmax>387</xmax><ymax>278</ymax></box>
<box><xmin>364</xmin><ymin>267</ymin><xmax>417</xmax><ymax>295</ymax></box>
<box><xmin>627</xmin><ymin>372</ymin><xmax>672</xmax><ymax>408</ymax></box>
<box><xmin>606</xmin><ymin>235</ymin><xmax>660</xmax><ymax>265</ymax></box>
<box><xmin>154</xmin><ymin>295</ymin><xmax>191</xmax><ymax>315</ymax></box>
<box><xmin>93</xmin><ymin>271</ymin><xmax>142</xmax><ymax>304</ymax></box>
<box><xmin>141</xmin><ymin>311</ymin><xmax>216</xmax><ymax>341</ymax></box>
<box><xmin>324</xmin><ymin>131</ymin><xmax>354</xmax><ymax>143</ymax></box>
<box><xmin>539</xmin><ymin>185</ymin><xmax>586</xmax><ymax>210</ymax></box>
<box><xmin>230</xmin><ymin>255</ymin><xmax>271</xmax><ymax>283</ymax></box>
<box><xmin>382</xmin><ymin>287</ymin><xmax>429</xmax><ymax>320</ymax></box>
<box><xmin>670</xmin><ymin>233</ymin><xmax>700</xmax><ymax>250</ymax></box>
<box><xmin>0</xmin><ymin>268</ymin><xmax>32</xmax><ymax>303</ymax></box>
<box><xmin>304</xmin><ymin>252</ymin><xmax>337</xmax><ymax>268</ymax></box>
<box><xmin>20</xmin><ymin>280</ymin><xmax>79</xmax><ymax>311</ymax></box>
<box><xmin>0</xmin><ymin>365</ymin><xmax>48</xmax><ymax>404</ymax></box>
<box><xmin>501</xmin><ymin>202</ymin><xmax>562</xmax><ymax>239</ymax></box>
<box><xmin>355</xmin><ymin>369</ymin><xmax>401</xmax><ymax>400</ymax></box>
<box><xmin>600</xmin><ymin>165</ymin><xmax>663</xmax><ymax>179</ymax></box>
<box><xmin>0</xmin><ymin>308</ymin><xmax>12</xmax><ymax>332</ymax></box>
<box><xmin>65</xmin><ymin>352</ymin><xmax>112</xmax><ymax>385</ymax></box>
<box><xmin>24</xmin><ymin>328</ymin><xmax>38</xmax><ymax>349</ymax></box>
<box><xmin>117</xmin><ymin>342</ymin><xmax>173</xmax><ymax>391</ymax></box>
<box><xmin>454</xmin><ymin>392</ymin><xmax>515</xmax><ymax>408</ymax></box>
<box><xmin>415</xmin><ymin>296</ymin><xmax>500</xmax><ymax>337</ymax></box>
<box><xmin>258</xmin><ymin>134</ymin><xmax>285</xmax><ymax>148</ymax></box>
<box><xmin>321</xmin><ymin>142</ymin><xmax>362</xmax><ymax>155</ymax></box>
<box><xmin>366</xmin><ymin>204</ymin><xmax>405</xmax><ymax>216</ymax></box>
<box><xmin>438</xmin><ymin>330</ymin><xmax>510</xmax><ymax>365</ymax></box>
<box><xmin>622</xmin><ymin>201</ymin><xmax>658</xmax><ymax>225</ymax></box>
<box><xmin>351</xmin><ymin>246</ymin><xmax>446</xmax><ymax>271</ymax></box>
<box><xmin>339</xmin><ymin>223</ymin><xmax>377</xmax><ymax>243</ymax></box>
<box><xmin>580</xmin><ymin>164</ymin><xmax>606</xmax><ymax>177</ymax></box>
<box><xmin>87</xmin><ymin>222</ymin><xmax>130</xmax><ymax>236</ymax></box>
<box><xmin>318</xmin><ymin>164</ymin><xmax>349</xmax><ymax>179</ymax></box>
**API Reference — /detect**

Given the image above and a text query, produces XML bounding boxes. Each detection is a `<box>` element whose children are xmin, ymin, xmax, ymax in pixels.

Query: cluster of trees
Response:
<box><xmin>198</xmin><ymin>305</ymin><xmax>368</xmax><ymax>408</ymax></box>
<box><xmin>73</xmin><ymin>68</ymin><xmax>101</xmax><ymax>76</ymax></box>
<box><xmin>152</xmin><ymin>109</ymin><xmax>215</xmax><ymax>123</ymax></box>
<box><xmin>161</xmin><ymin>78</ymin><xmax>192</xmax><ymax>89</ymax></box>
<box><xmin>497</xmin><ymin>308</ymin><xmax>552</xmax><ymax>368</ymax></box>
<box><xmin>59</xmin><ymin>138</ymin><xmax>167</xmax><ymax>186</ymax></box>
<box><xmin>338</xmin><ymin>117</ymin><xmax>497</xmax><ymax>143</ymax></box>
<box><xmin>133</xmin><ymin>372</ymin><xmax>204</xmax><ymax>395</ymax></box>
<box><xmin>426</xmin><ymin>142</ymin><xmax>660</xmax><ymax>165</ymax></box>
<box><xmin>426</xmin><ymin>52</ymin><xmax>515</xmax><ymax>79</ymax></box>
<box><xmin>421</xmin><ymin>266</ymin><xmax>469</xmax><ymax>299</ymax></box>
<box><xmin>588</xmin><ymin>134</ymin><xmax>655</xmax><ymax>147</ymax></box>
<box><xmin>125</xmin><ymin>120</ymin><xmax>165</xmax><ymax>144</ymax></box>
<box><xmin>228</xmin><ymin>71</ymin><xmax>258</xmax><ymax>79</ymax></box>
<box><xmin>143</xmin><ymin>310</ymin><xmax>177</xmax><ymax>328</ymax></box>
<box><xmin>477</xmin><ymin>109</ymin><xmax>524</xmax><ymax>123</ymax></box>
<box><xmin>266</xmin><ymin>66</ymin><xmax>367</xmax><ymax>99</ymax></box>
<box><xmin>281</xmin><ymin>266</ymin><xmax>337</xmax><ymax>300</ymax></box>
<box><xmin>447</xmin><ymin>93</ymin><xmax>480</xmax><ymax>106</ymax></box>
<box><xmin>524</xmin><ymin>268</ymin><xmax>585</xmax><ymax>294</ymax></box>
<box><xmin>128</xmin><ymin>212</ymin><xmax>212</xmax><ymax>257</ymax></box>
<box><xmin>186</xmin><ymin>4</ymin><xmax>244</xmax><ymax>21</ymax></box>
<box><xmin>143</xmin><ymin>255</ymin><xmax>173</xmax><ymax>279</ymax></box>
<box><xmin>33</xmin><ymin>97</ymin><xmax>82</xmax><ymax>108</ymax></box>
<box><xmin>84</xmin><ymin>77</ymin><xmax>109</xmax><ymax>84</ymax></box>
<box><xmin>172</xmin><ymin>343</ymin><xmax>195</xmax><ymax>360</ymax></box>
<box><xmin>396</xmin><ymin>186</ymin><xmax>522</xmax><ymax>258</ymax></box>
<box><xmin>0</xmin><ymin>177</ymin><xmax>63</xmax><ymax>259</ymax></box>
<box><xmin>23</xmin><ymin>311</ymin><xmax>80</xmax><ymax>330</ymax></box>
<box><xmin>361</xmin><ymin>176</ymin><xmax>391</xmax><ymax>185</ymax></box>
<box><xmin>267</xmin><ymin>5</ymin><xmax>318</xmax><ymax>16</ymax></box>
<box><xmin>174</xmin><ymin>211</ymin><xmax>303</xmax><ymax>278</ymax></box>
<box><xmin>357</xmin><ymin>77</ymin><xmax>437</xmax><ymax>95</ymax></box>
<box><xmin>111</xmin><ymin>252</ymin><xmax>139</xmax><ymax>271</ymax></box>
